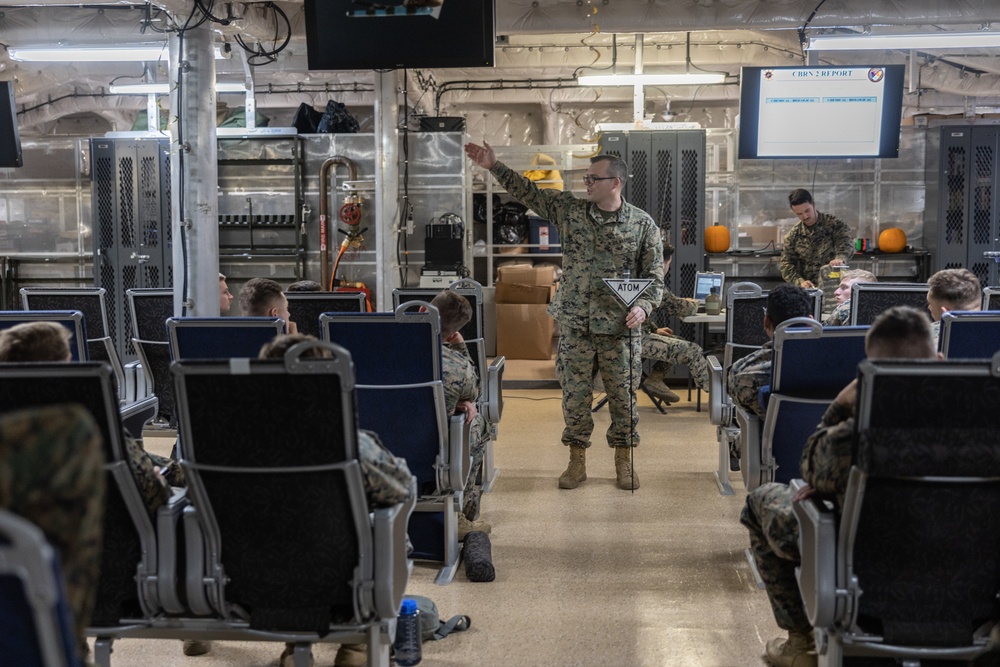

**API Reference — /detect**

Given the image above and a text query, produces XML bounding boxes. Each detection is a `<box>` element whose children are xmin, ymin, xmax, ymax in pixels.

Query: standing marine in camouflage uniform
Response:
<box><xmin>0</xmin><ymin>403</ymin><xmax>106</xmax><ymax>663</ymax></box>
<box><xmin>431</xmin><ymin>291</ymin><xmax>491</xmax><ymax>534</ymax></box>
<box><xmin>740</xmin><ymin>306</ymin><xmax>936</xmax><ymax>667</ymax></box>
<box><xmin>465</xmin><ymin>141</ymin><xmax>663</xmax><ymax>491</ymax></box>
<box><xmin>727</xmin><ymin>285</ymin><xmax>813</xmax><ymax>418</ymax></box>
<box><xmin>642</xmin><ymin>241</ymin><xmax>710</xmax><ymax>400</ymax></box>
<box><xmin>780</xmin><ymin>188</ymin><xmax>854</xmax><ymax>288</ymax></box>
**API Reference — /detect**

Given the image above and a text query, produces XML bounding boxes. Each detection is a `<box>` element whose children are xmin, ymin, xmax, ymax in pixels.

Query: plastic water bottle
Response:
<box><xmin>394</xmin><ymin>598</ymin><xmax>422</xmax><ymax>666</ymax></box>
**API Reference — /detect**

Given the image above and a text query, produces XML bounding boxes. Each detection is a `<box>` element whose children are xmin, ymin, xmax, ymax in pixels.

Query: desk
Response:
<box><xmin>682</xmin><ymin>311</ymin><xmax>726</xmax><ymax>349</ymax></box>
<box><xmin>679</xmin><ymin>311</ymin><xmax>726</xmax><ymax>412</ymax></box>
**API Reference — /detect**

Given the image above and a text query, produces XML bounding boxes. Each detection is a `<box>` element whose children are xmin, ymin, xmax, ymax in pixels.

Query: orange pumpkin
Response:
<box><xmin>704</xmin><ymin>223</ymin><xmax>731</xmax><ymax>253</ymax></box>
<box><xmin>878</xmin><ymin>227</ymin><xmax>907</xmax><ymax>253</ymax></box>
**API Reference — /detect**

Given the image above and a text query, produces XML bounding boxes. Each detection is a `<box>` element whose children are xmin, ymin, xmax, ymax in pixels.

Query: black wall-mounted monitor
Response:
<box><xmin>303</xmin><ymin>0</ymin><xmax>496</xmax><ymax>71</ymax></box>
<box><xmin>738</xmin><ymin>65</ymin><xmax>905</xmax><ymax>159</ymax></box>
<box><xmin>0</xmin><ymin>81</ymin><xmax>22</xmax><ymax>168</ymax></box>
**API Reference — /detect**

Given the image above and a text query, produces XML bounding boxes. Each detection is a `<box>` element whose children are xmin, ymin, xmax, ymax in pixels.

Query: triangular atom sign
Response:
<box><xmin>603</xmin><ymin>278</ymin><xmax>654</xmax><ymax>309</ymax></box>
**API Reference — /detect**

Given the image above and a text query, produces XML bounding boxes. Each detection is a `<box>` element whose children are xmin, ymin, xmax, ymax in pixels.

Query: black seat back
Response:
<box><xmin>848</xmin><ymin>358</ymin><xmax>1000</xmax><ymax>645</ymax></box>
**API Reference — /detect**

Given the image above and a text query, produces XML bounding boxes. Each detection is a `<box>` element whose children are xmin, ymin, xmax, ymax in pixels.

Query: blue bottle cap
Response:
<box><xmin>400</xmin><ymin>598</ymin><xmax>418</xmax><ymax>614</ymax></box>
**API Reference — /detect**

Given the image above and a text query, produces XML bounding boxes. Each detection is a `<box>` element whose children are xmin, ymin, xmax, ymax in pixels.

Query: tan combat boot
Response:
<box><xmin>615</xmin><ymin>446</ymin><xmax>639</xmax><ymax>490</ymax></box>
<box><xmin>765</xmin><ymin>630</ymin><xmax>817</xmax><ymax>667</ymax></box>
<box><xmin>558</xmin><ymin>445</ymin><xmax>587</xmax><ymax>489</ymax></box>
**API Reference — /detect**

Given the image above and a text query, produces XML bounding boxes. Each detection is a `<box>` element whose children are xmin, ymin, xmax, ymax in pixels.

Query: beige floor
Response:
<box><xmin>113</xmin><ymin>389</ymin><xmax>777</xmax><ymax>667</ymax></box>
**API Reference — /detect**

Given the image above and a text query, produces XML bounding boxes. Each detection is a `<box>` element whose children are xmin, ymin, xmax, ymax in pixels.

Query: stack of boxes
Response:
<box><xmin>494</xmin><ymin>264</ymin><xmax>556</xmax><ymax>360</ymax></box>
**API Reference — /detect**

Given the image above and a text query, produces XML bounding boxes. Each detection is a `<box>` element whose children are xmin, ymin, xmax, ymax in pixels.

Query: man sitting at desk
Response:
<box><xmin>642</xmin><ymin>242</ymin><xmax>710</xmax><ymax>403</ymax></box>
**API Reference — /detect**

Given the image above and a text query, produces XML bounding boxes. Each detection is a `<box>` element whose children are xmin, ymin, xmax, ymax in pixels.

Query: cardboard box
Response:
<box><xmin>497</xmin><ymin>264</ymin><xmax>556</xmax><ymax>286</ymax></box>
<box><xmin>739</xmin><ymin>225</ymin><xmax>781</xmax><ymax>249</ymax></box>
<box><xmin>496</xmin><ymin>303</ymin><xmax>554</xmax><ymax>360</ymax></box>
<box><xmin>495</xmin><ymin>280</ymin><xmax>550</xmax><ymax>304</ymax></box>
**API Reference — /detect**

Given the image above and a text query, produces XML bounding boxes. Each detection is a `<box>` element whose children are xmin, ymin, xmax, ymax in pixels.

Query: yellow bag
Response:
<box><xmin>522</xmin><ymin>153</ymin><xmax>563</xmax><ymax>191</ymax></box>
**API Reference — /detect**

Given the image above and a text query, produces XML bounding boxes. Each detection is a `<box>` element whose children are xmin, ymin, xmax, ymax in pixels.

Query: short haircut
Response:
<box><xmin>865</xmin><ymin>306</ymin><xmax>935</xmax><ymax>360</ymax></box>
<box><xmin>788</xmin><ymin>188</ymin><xmax>814</xmax><ymax>207</ymax></box>
<box><xmin>928</xmin><ymin>268</ymin><xmax>981</xmax><ymax>311</ymax></box>
<box><xmin>430</xmin><ymin>290</ymin><xmax>472</xmax><ymax>337</ymax></box>
<box><xmin>286</xmin><ymin>280</ymin><xmax>322</xmax><ymax>292</ymax></box>
<box><xmin>259</xmin><ymin>333</ymin><xmax>331</xmax><ymax>359</ymax></box>
<box><xmin>239</xmin><ymin>277</ymin><xmax>285</xmax><ymax>316</ymax></box>
<box><xmin>590</xmin><ymin>154</ymin><xmax>628</xmax><ymax>182</ymax></box>
<box><xmin>662</xmin><ymin>240</ymin><xmax>675</xmax><ymax>259</ymax></box>
<box><xmin>0</xmin><ymin>321</ymin><xmax>73</xmax><ymax>362</ymax></box>
<box><xmin>766</xmin><ymin>284</ymin><xmax>813</xmax><ymax>326</ymax></box>
<box><xmin>841</xmin><ymin>269</ymin><xmax>877</xmax><ymax>284</ymax></box>
<box><xmin>219</xmin><ymin>273</ymin><xmax>226</xmax><ymax>281</ymax></box>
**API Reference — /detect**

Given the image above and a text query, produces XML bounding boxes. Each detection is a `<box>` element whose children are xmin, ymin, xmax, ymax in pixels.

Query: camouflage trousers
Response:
<box><xmin>740</xmin><ymin>482</ymin><xmax>810</xmax><ymax>633</ymax></box>
<box><xmin>556</xmin><ymin>326</ymin><xmax>642</xmax><ymax>449</ymax></box>
<box><xmin>0</xmin><ymin>403</ymin><xmax>106</xmax><ymax>661</ymax></box>
<box><xmin>462</xmin><ymin>413</ymin><xmax>490</xmax><ymax>520</ymax></box>
<box><xmin>642</xmin><ymin>332</ymin><xmax>710</xmax><ymax>392</ymax></box>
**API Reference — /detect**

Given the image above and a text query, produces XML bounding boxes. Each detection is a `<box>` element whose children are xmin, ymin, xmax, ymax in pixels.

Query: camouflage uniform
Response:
<box><xmin>740</xmin><ymin>400</ymin><xmax>854</xmax><ymax>633</ymax></box>
<box><xmin>727</xmin><ymin>342</ymin><xmax>773</xmax><ymax>418</ymax></box>
<box><xmin>442</xmin><ymin>342</ymin><xmax>489</xmax><ymax>519</ymax></box>
<box><xmin>0</xmin><ymin>404</ymin><xmax>106</xmax><ymax>661</ymax></box>
<box><xmin>358</xmin><ymin>429</ymin><xmax>414</xmax><ymax>507</ymax></box>
<box><xmin>642</xmin><ymin>292</ymin><xmax>709</xmax><ymax>391</ymax></box>
<box><xmin>124</xmin><ymin>435</ymin><xmax>172</xmax><ymax>515</ymax></box>
<box><xmin>490</xmin><ymin>162</ymin><xmax>664</xmax><ymax>449</ymax></box>
<box><xmin>823</xmin><ymin>299</ymin><xmax>852</xmax><ymax>326</ymax></box>
<box><xmin>779</xmin><ymin>212</ymin><xmax>855</xmax><ymax>286</ymax></box>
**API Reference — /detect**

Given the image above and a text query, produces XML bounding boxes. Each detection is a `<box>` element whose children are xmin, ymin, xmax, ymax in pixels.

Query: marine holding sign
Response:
<box><xmin>464</xmin><ymin>141</ymin><xmax>663</xmax><ymax>491</ymax></box>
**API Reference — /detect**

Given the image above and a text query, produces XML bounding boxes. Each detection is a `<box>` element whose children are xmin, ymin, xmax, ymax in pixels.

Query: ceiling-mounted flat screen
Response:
<box><xmin>738</xmin><ymin>65</ymin><xmax>905</xmax><ymax>159</ymax></box>
<box><xmin>303</xmin><ymin>0</ymin><xmax>496</xmax><ymax>71</ymax></box>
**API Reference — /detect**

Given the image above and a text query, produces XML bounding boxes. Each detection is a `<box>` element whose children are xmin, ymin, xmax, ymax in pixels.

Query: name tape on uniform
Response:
<box><xmin>603</xmin><ymin>278</ymin><xmax>654</xmax><ymax>309</ymax></box>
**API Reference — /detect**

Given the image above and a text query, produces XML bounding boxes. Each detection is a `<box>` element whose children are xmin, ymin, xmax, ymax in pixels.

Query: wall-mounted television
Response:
<box><xmin>303</xmin><ymin>0</ymin><xmax>496</xmax><ymax>71</ymax></box>
<box><xmin>0</xmin><ymin>81</ymin><xmax>22</xmax><ymax>168</ymax></box>
<box><xmin>738</xmin><ymin>65</ymin><xmax>905</xmax><ymax>159</ymax></box>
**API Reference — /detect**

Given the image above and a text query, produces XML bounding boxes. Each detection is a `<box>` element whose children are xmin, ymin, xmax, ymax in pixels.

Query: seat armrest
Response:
<box><xmin>736</xmin><ymin>406</ymin><xmax>762</xmax><ymax>491</ymax></box>
<box><xmin>182</xmin><ymin>505</ymin><xmax>215</xmax><ymax>616</ymax></box>
<box><xmin>485</xmin><ymin>356</ymin><xmax>505</xmax><ymax>424</ymax></box>
<box><xmin>119</xmin><ymin>395</ymin><xmax>159</xmax><ymax>439</ymax></box>
<box><xmin>707</xmin><ymin>355</ymin><xmax>728</xmax><ymax>426</ymax></box>
<box><xmin>791</xmin><ymin>478</ymin><xmax>839</xmax><ymax>629</ymax></box>
<box><xmin>372</xmin><ymin>480</ymin><xmax>417</xmax><ymax>619</ymax></box>
<box><xmin>445</xmin><ymin>414</ymin><xmax>472</xmax><ymax>494</ymax></box>
<box><xmin>155</xmin><ymin>488</ymin><xmax>189</xmax><ymax>614</ymax></box>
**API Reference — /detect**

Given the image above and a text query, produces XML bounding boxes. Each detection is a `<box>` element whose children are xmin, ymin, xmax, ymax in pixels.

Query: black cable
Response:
<box><xmin>798</xmin><ymin>0</ymin><xmax>830</xmax><ymax>58</ymax></box>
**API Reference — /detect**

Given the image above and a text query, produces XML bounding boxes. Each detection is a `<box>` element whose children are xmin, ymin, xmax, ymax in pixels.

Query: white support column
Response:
<box><xmin>633</xmin><ymin>34</ymin><xmax>645</xmax><ymax>125</ymax></box>
<box><xmin>169</xmin><ymin>25</ymin><xmax>220</xmax><ymax>317</ymax></box>
<box><xmin>374</xmin><ymin>70</ymin><xmax>400</xmax><ymax>311</ymax></box>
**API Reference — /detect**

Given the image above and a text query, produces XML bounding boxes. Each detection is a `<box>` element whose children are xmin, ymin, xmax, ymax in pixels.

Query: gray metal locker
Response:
<box><xmin>930</xmin><ymin>126</ymin><xmax>999</xmax><ymax>287</ymax></box>
<box><xmin>91</xmin><ymin>138</ymin><xmax>172</xmax><ymax>362</ymax></box>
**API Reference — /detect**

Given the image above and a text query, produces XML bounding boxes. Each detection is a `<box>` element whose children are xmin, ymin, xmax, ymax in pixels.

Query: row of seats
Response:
<box><xmin>713</xmin><ymin>282</ymin><xmax>1000</xmax><ymax>663</ymax></box>
<box><xmin>707</xmin><ymin>280</ymin><xmax>1000</xmax><ymax>496</ymax></box>
<box><xmin>794</xmin><ymin>354</ymin><xmax>1000</xmax><ymax>664</ymax></box>
<box><xmin>0</xmin><ymin>354</ymin><xmax>413</xmax><ymax>667</ymax></box>
<box><xmin>1</xmin><ymin>278</ymin><xmax>506</xmax><ymax>662</ymax></box>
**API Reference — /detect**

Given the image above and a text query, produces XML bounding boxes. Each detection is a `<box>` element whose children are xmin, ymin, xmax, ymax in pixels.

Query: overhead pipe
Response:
<box><xmin>319</xmin><ymin>156</ymin><xmax>358</xmax><ymax>290</ymax></box>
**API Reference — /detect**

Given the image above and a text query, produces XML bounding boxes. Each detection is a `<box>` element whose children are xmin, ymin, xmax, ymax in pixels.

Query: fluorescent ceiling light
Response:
<box><xmin>9</xmin><ymin>44</ymin><xmax>229</xmax><ymax>62</ymax></box>
<box><xmin>109</xmin><ymin>83</ymin><xmax>248</xmax><ymax>95</ymax></box>
<box><xmin>577</xmin><ymin>73</ymin><xmax>725</xmax><ymax>86</ymax></box>
<box><xmin>806</xmin><ymin>32</ymin><xmax>1000</xmax><ymax>51</ymax></box>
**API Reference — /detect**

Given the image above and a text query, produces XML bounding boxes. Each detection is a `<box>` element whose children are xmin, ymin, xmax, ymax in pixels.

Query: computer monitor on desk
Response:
<box><xmin>693</xmin><ymin>272</ymin><xmax>725</xmax><ymax>304</ymax></box>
